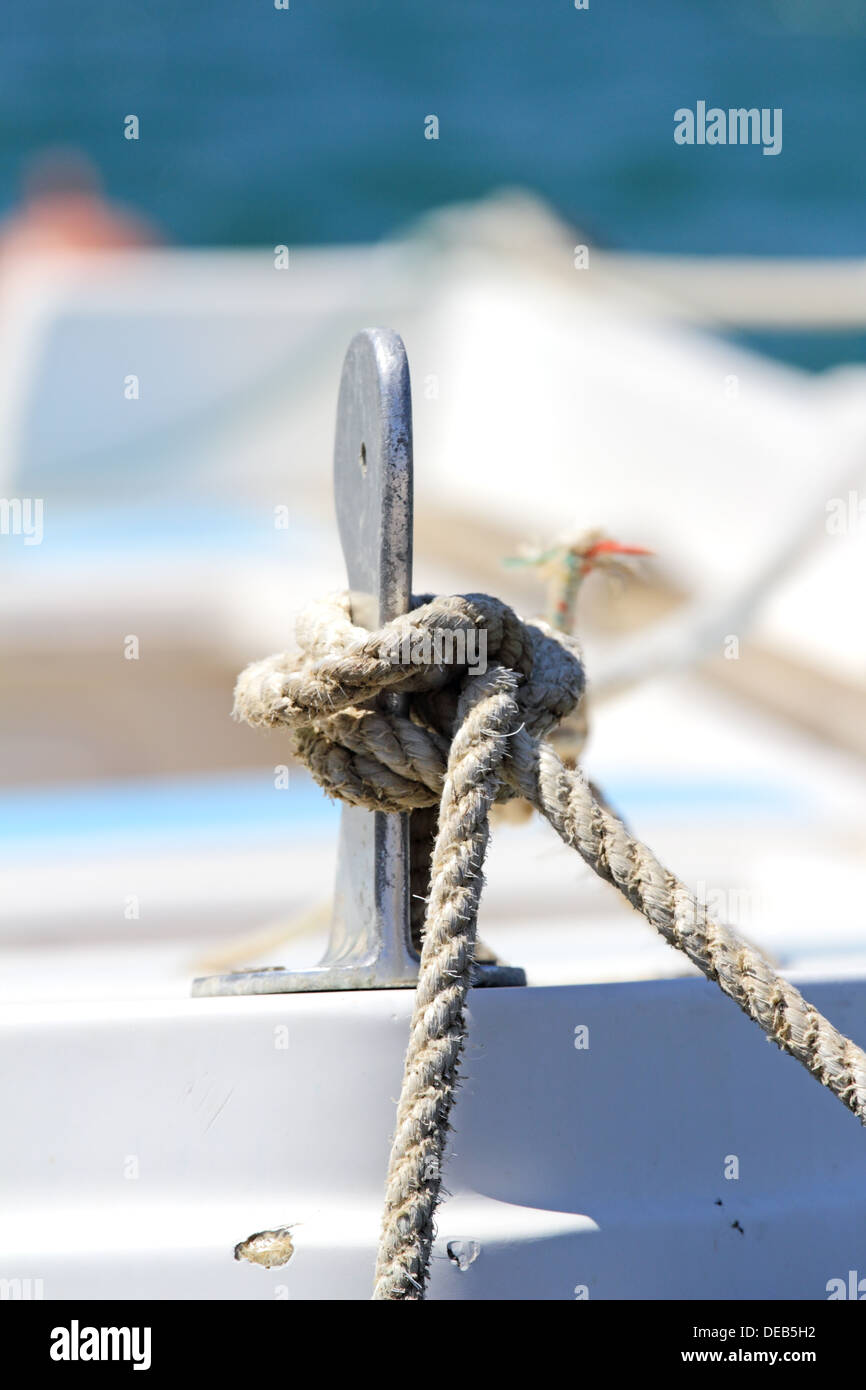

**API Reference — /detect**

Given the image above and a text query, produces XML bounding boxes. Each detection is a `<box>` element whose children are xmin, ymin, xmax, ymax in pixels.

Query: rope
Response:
<box><xmin>234</xmin><ymin>589</ymin><xmax>866</xmax><ymax>1300</ymax></box>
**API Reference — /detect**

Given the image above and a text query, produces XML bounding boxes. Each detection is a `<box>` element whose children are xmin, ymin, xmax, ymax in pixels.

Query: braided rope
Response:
<box><xmin>234</xmin><ymin>591</ymin><xmax>866</xmax><ymax>1300</ymax></box>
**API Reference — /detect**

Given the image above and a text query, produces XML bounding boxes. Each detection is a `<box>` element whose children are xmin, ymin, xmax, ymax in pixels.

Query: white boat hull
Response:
<box><xmin>3</xmin><ymin>978</ymin><xmax>863</xmax><ymax>1300</ymax></box>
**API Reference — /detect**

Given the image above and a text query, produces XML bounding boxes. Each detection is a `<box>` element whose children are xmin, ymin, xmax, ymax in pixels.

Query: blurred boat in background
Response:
<box><xmin>2</xmin><ymin>190</ymin><xmax>866</xmax><ymax>1302</ymax></box>
<box><xmin>0</xmin><ymin>188</ymin><xmax>864</xmax><ymax>999</ymax></box>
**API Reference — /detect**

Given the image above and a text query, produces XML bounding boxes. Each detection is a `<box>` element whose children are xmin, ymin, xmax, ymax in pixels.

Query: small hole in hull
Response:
<box><xmin>359</xmin><ymin>442</ymin><xmax>367</xmax><ymax>476</ymax></box>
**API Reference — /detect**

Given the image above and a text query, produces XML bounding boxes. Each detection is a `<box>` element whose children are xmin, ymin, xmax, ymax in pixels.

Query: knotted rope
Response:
<box><xmin>234</xmin><ymin>590</ymin><xmax>866</xmax><ymax>1301</ymax></box>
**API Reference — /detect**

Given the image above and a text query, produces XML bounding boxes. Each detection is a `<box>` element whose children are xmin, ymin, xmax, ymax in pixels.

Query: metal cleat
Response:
<box><xmin>193</xmin><ymin>328</ymin><xmax>524</xmax><ymax>995</ymax></box>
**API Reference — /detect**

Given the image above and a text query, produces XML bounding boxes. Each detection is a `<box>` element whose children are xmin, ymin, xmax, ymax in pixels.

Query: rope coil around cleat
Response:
<box><xmin>234</xmin><ymin>589</ymin><xmax>866</xmax><ymax>1301</ymax></box>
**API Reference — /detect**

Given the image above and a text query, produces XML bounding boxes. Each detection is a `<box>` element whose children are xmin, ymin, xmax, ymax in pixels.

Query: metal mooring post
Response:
<box><xmin>193</xmin><ymin>328</ymin><xmax>523</xmax><ymax>996</ymax></box>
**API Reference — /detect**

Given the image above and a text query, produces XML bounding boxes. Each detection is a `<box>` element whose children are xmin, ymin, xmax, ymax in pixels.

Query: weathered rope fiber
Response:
<box><xmin>234</xmin><ymin>590</ymin><xmax>866</xmax><ymax>1300</ymax></box>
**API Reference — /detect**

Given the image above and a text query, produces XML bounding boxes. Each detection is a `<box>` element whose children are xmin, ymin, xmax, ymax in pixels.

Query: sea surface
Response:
<box><xmin>2</xmin><ymin>0</ymin><xmax>864</xmax><ymax>369</ymax></box>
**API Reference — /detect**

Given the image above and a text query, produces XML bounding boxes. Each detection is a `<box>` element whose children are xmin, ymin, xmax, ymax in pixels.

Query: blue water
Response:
<box><xmin>2</xmin><ymin>0</ymin><xmax>862</xmax><ymax>260</ymax></box>
<box><xmin>4</xmin><ymin>1</ymin><xmax>863</xmax><ymax>375</ymax></box>
<box><xmin>0</xmin><ymin>772</ymin><xmax>338</xmax><ymax>857</ymax></box>
<box><xmin>0</xmin><ymin>502</ymin><xmax>322</xmax><ymax>561</ymax></box>
<box><xmin>0</xmin><ymin>769</ymin><xmax>804</xmax><ymax>860</ymax></box>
